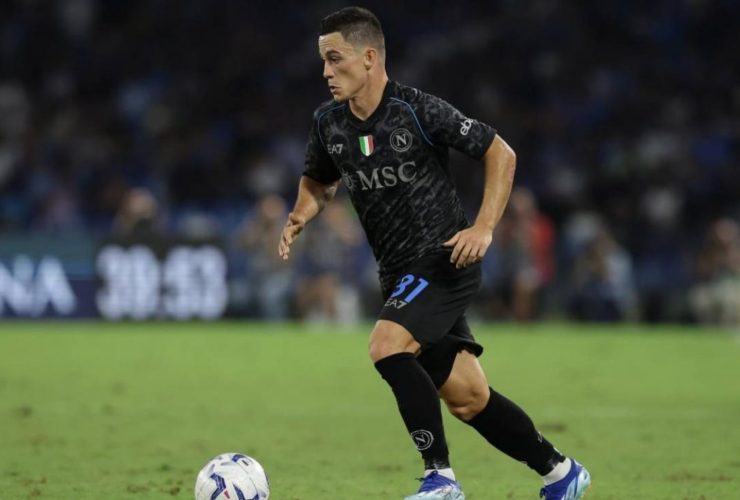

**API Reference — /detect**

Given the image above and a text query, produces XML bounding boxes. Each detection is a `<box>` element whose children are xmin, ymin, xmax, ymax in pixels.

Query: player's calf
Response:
<box><xmin>374</xmin><ymin>352</ymin><xmax>451</xmax><ymax>472</ymax></box>
<box><xmin>439</xmin><ymin>349</ymin><xmax>491</xmax><ymax>421</ymax></box>
<box><xmin>466</xmin><ymin>387</ymin><xmax>566</xmax><ymax>475</ymax></box>
<box><xmin>442</xmin><ymin>385</ymin><xmax>489</xmax><ymax>422</ymax></box>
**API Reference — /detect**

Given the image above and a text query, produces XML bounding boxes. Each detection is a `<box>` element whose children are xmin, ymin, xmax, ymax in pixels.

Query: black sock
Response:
<box><xmin>467</xmin><ymin>387</ymin><xmax>564</xmax><ymax>475</ymax></box>
<box><xmin>374</xmin><ymin>352</ymin><xmax>450</xmax><ymax>470</ymax></box>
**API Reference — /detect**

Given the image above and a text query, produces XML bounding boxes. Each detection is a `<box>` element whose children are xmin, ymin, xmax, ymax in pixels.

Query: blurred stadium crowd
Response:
<box><xmin>0</xmin><ymin>0</ymin><xmax>738</xmax><ymax>323</ymax></box>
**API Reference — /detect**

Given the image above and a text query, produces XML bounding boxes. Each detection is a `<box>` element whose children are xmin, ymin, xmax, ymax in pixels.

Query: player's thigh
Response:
<box><xmin>438</xmin><ymin>350</ymin><xmax>490</xmax><ymax>420</ymax></box>
<box><xmin>368</xmin><ymin>319</ymin><xmax>421</xmax><ymax>362</ymax></box>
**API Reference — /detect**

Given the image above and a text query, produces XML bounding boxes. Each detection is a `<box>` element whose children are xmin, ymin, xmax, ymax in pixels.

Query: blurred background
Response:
<box><xmin>0</xmin><ymin>0</ymin><xmax>738</xmax><ymax>325</ymax></box>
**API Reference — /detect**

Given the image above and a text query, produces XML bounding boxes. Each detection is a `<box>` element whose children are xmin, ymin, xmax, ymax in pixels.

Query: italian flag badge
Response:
<box><xmin>359</xmin><ymin>135</ymin><xmax>375</xmax><ymax>156</ymax></box>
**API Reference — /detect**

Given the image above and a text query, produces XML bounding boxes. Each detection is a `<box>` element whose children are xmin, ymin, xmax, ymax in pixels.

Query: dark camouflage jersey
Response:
<box><xmin>303</xmin><ymin>80</ymin><xmax>496</xmax><ymax>286</ymax></box>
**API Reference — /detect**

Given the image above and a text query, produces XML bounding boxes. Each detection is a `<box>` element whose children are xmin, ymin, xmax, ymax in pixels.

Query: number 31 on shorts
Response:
<box><xmin>390</xmin><ymin>274</ymin><xmax>429</xmax><ymax>303</ymax></box>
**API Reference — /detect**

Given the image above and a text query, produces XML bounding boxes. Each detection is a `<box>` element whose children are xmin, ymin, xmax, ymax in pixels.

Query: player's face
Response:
<box><xmin>318</xmin><ymin>32</ymin><xmax>369</xmax><ymax>102</ymax></box>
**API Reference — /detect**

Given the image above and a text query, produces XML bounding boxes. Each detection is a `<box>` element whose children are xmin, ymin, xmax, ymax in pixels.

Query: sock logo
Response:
<box><xmin>411</xmin><ymin>430</ymin><xmax>434</xmax><ymax>451</ymax></box>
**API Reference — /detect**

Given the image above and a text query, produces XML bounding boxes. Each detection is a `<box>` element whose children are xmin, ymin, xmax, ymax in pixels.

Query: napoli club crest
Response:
<box><xmin>390</xmin><ymin>128</ymin><xmax>413</xmax><ymax>152</ymax></box>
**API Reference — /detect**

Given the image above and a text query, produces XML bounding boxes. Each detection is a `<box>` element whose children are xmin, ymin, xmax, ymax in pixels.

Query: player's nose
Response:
<box><xmin>323</xmin><ymin>61</ymin><xmax>334</xmax><ymax>79</ymax></box>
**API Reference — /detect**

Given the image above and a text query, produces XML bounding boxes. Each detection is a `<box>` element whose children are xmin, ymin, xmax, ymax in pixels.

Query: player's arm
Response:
<box><xmin>281</xmin><ymin>108</ymin><xmax>342</xmax><ymax>261</ymax></box>
<box><xmin>278</xmin><ymin>175</ymin><xmax>340</xmax><ymax>260</ymax></box>
<box><xmin>443</xmin><ymin>135</ymin><xmax>516</xmax><ymax>268</ymax></box>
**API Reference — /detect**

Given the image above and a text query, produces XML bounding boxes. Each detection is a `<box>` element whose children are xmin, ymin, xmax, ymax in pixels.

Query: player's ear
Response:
<box><xmin>364</xmin><ymin>48</ymin><xmax>376</xmax><ymax>70</ymax></box>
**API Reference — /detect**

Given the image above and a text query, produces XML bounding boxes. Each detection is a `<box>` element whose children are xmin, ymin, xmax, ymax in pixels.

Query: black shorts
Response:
<box><xmin>379</xmin><ymin>250</ymin><xmax>483</xmax><ymax>388</ymax></box>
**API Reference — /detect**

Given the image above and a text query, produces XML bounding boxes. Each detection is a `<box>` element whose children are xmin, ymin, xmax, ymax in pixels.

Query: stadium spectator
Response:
<box><xmin>567</xmin><ymin>223</ymin><xmax>636</xmax><ymax>322</ymax></box>
<box><xmin>482</xmin><ymin>187</ymin><xmax>555</xmax><ymax>320</ymax></box>
<box><xmin>293</xmin><ymin>200</ymin><xmax>364</xmax><ymax>323</ymax></box>
<box><xmin>236</xmin><ymin>194</ymin><xmax>294</xmax><ymax>319</ymax></box>
<box><xmin>112</xmin><ymin>187</ymin><xmax>161</xmax><ymax>238</ymax></box>
<box><xmin>689</xmin><ymin>217</ymin><xmax>740</xmax><ymax>325</ymax></box>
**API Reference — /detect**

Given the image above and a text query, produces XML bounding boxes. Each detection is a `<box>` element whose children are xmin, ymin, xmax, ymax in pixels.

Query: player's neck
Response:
<box><xmin>348</xmin><ymin>74</ymin><xmax>389</xmax><ymax>121</ymax></box>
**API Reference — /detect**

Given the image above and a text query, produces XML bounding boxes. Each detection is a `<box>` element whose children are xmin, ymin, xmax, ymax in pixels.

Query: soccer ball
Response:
<box><xmin>194</xmin><ymin>453</ymin><xmax>270</xmax><ymax>500</ymax></box>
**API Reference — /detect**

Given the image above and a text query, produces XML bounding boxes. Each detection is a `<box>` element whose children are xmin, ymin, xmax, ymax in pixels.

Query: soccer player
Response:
<box><xmin>278</xmin><ymin>7</ymin><xmax>591</xmax><ymax>500</ymax></box>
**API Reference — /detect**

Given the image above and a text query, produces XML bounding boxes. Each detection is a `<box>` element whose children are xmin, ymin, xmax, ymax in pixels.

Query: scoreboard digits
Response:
<box><xmin>96</xmin><ymin>239</ymin><xmax>228</xmax><ymax>320</ymax></box>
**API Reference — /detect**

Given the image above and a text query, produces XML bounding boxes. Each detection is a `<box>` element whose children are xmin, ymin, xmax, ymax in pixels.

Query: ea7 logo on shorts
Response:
<box><xmin>384</xmin><ymin>297</ymin><xmax>408</xmax><ymax>309</ymax></box>
<box><xmin>460</xmin><ymin>118</ymin><xmax>473</xmax><ymax>136</ymax></box>
<box><xmin>327</xmin><ymin>143</ymin><xmax>344</xmax><ymax>155</ymax></box>
<box><xmin>390</xmin><ymin>128</ymin><xmax>413</xmax><ymax>152</ymax></box>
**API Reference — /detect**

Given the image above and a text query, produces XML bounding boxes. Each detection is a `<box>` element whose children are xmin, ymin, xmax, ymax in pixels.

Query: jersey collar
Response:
<box><xmin>345</xmin><ymin>80</ymin><xmax>397</xmax><ymax>131</ymax></box>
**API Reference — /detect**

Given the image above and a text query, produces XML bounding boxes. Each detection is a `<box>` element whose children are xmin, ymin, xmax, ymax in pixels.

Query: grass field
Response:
<box><xmin>0</xmin><ymin>322</ymin><xmax>738</xmax><ymax>499</ymax></box>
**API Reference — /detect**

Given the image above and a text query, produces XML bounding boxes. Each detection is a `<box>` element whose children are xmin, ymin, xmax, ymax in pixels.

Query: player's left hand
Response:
<box><xmin>442</xmin><ymin>224</ymin><xmax>493</xmax><ymax>269</ymax></box>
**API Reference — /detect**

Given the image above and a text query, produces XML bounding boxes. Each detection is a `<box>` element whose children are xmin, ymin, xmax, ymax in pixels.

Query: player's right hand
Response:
<box><xmin>278</xmin><ymin>212</ymin><xmax>306</xmax><ymax>260</ymax></box>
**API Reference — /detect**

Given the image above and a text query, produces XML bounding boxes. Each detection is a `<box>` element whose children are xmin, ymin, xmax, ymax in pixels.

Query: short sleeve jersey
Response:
<box><xmin>303</xmin><ymin>80</ymin><xmax>496</xmax><ymax>283</ymax></box>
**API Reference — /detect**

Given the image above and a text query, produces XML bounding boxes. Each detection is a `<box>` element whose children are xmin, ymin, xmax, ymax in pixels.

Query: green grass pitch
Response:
<box><xmin>1</xmin><ymin>322</ymin><xmax>738</xmax><ymax>499</ymax></box>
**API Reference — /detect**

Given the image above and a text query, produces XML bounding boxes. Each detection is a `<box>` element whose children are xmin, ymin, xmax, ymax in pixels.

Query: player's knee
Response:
<box><xmin>368</xmin><ymin>322</ymin><xmax>419</xmax><ymax>363</ymax></box>
<box><xmin>368</xmin><ymin>339</ymin><xmax>390</xmax><ymax>363</ymax></box>
<box><xmin>445</xmin><ymin>385</ymin><xmax>489</xmax><ymax>422</ymax></box>
<box><xmin>368</xmin><ymin>337</ymin><xmax>407</xmax><ymax>363</ymax></box>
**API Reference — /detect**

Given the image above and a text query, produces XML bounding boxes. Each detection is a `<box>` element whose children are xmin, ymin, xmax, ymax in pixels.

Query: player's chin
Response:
<box><xmin>329</xmin><ymin>87</ymin><xmax>348</xmax><ymax>101</ymax></box>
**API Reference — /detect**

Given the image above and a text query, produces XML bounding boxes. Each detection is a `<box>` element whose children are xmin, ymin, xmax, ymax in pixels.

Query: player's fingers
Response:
<box><xmin>462</xmin><ymin>244</ymin><xmax>477</xmax><ymax>268</ymax></box>
<box><xmin>449</xmin><ymin>238</ymin><xmax>465</xmax><ymax>263</ymax></box>
<box><xmin>288</xmin><ymin>213</ymin><xmax>305</xmax><ymax>229</ymax></box>
<box><xmin>280</xmin><ymin>235</ymin><xmax>290</xmax><ymax>251</ymax></box>
<box><xmin>443</xmin><ymin>231</ymin><xmax>462</xmax><ymax>248</ymax></box>
<box><xmin>278</xmin><ymin>239</ymin><xmax>288</xmax><ymax>258</ymax></box>
<box><xmin>471</xmin><ymin>246</ymin><xmax>485</xmax><ymax>263</ymax></box>
<box><xmin>454</xmin><ymin>241</ymin><xmax>472</xmax><ymax>268</ymax></box>
<box><xmin>468</xmin><ymin>245</ymin><xmax>485</xmax><ymax>265</ymax></box>
<box><xmin>467</xmin><ymin>241</ymin><xmax>485</xmax><ymax>265</ymax></box>
<box><xmin>285</xmin><ymin>225</ymin><xmax>300</xmax><ymax>244</ymax></box>
<box><xmin>465</xmin><ymin>243</ymin><xmax>480</xmax><ymax>261</ymax></box>
<box><xmin>280</xmin><ymin>226</ymin><xmax>296</xmax><ymax>252</ymax></box>
<box><xmin>290</xmin><ymin>223</ymin><xmax>305</xmax><ymax>242</ymax></box>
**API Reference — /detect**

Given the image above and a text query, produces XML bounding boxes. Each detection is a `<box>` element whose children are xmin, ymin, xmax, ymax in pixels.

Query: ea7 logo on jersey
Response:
<box><xmin>460</xmin><ymin>118</ymin><xmax>474</xmax><ymax>136</ymax></box>
<box><xmin>327</xmin><ymin>143</ymin><xmax>344</xmax><ymax>155</ymax></box>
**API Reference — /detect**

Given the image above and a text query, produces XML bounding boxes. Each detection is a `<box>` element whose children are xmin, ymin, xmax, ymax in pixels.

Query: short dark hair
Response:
<box><xmin>320</xmin><ymin>7</ymin><xmax>385</xmax><ymax>58</ymax></box>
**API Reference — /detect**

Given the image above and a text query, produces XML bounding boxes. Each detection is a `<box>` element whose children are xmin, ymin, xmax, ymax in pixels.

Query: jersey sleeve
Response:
<box><xmin>417</xmin><ymin>91</ymin><xmax>496</xmax><ymax>160</ymax></box>
<box><xmin>302</xmin><ymin>115</ymin><xmax>341</xmax><ymax>184</ymax></box>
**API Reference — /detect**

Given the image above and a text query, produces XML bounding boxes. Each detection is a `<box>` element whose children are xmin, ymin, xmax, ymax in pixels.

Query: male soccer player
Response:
<box><xmin>279</xmin><ymin>7</ymin><xmax>591</xmax><ymax>500</ymax></box>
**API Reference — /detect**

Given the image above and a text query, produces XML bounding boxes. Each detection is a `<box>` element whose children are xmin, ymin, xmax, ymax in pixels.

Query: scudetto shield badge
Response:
<box><xmin>358</xmin><ymin>135</ymin><xmax>375</xmax><ymax>156</ymax></box>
